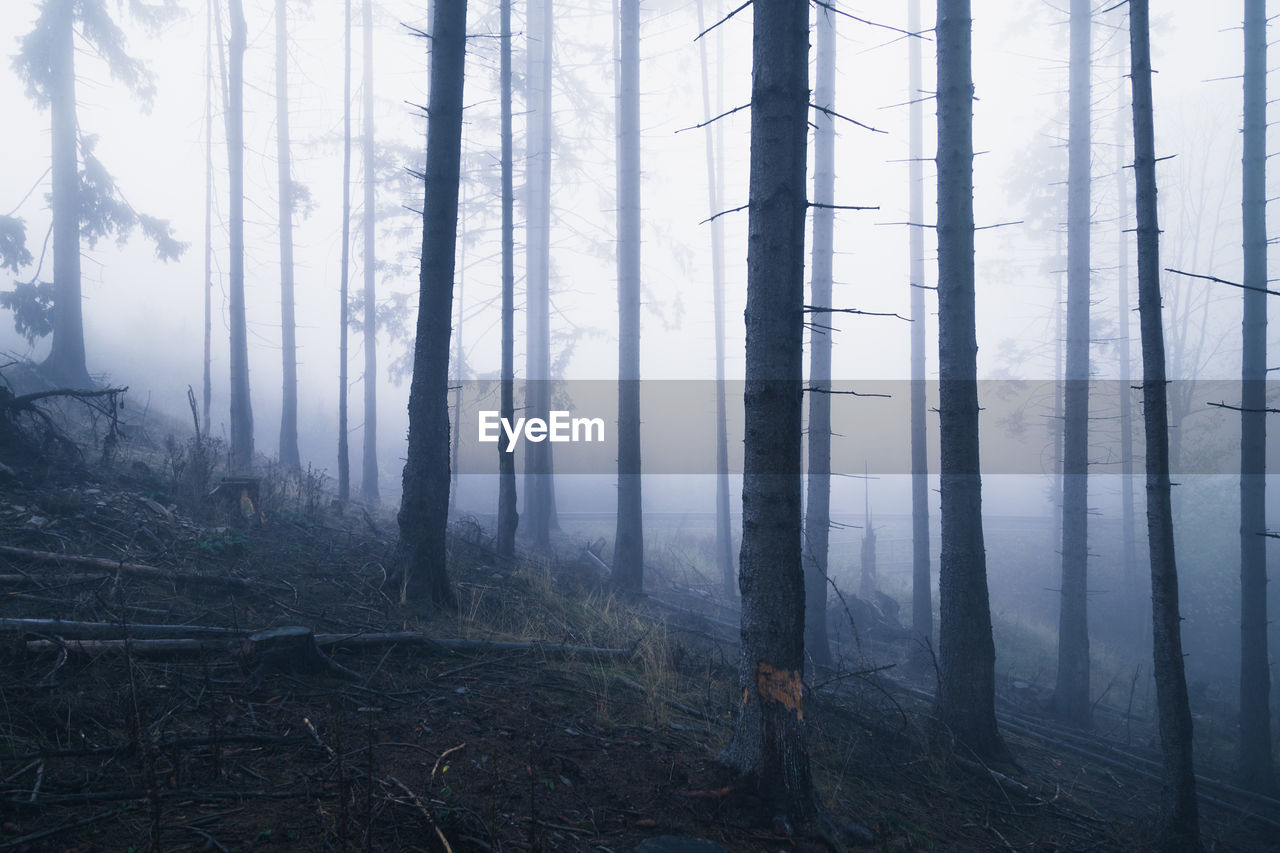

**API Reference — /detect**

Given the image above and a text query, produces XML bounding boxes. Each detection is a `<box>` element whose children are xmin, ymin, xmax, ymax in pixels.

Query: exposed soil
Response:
<box><xmin>0</xmin><ymin>441</ymin><xmax>1275</xmax><ymax>851</ymax></box>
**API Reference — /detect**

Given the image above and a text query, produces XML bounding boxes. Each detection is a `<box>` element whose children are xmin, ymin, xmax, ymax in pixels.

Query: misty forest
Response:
<box><xmin>0</xmin><ymin>0</ymin><xmax>1277</xmax><ymax>849</ymax></box>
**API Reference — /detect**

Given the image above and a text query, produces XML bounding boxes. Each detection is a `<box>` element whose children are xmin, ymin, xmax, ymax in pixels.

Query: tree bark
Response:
<box><xmin>908</xmin><ymin>0</ymin><xmax>932</xmax><ymax>669</ymax></box>
<box><xmin>802</xmin><ymin>1</ymin><xmax>836</xmax><ymax>671</ymax></box>
<box><xmin>276</xmin><ymin>0</ymin><xmax>300</xmax><ymax>471</ymax></box>
<box><xmin>226</xmin><ymin>0</ymin><xmax>254</xmax><ymax>472</ymax></box>
<box><xmin>1129</xmin><ymin>1</ymin><xmax>1202</xmax><ymax>846</ymax></box>
<box><xmin>718</xmin><ymin>0</ymin><xmax>814</xmax><ymax>818</ymax></box>
<box><xmin>934</xmin><ymin>0</ymin><xmax>1006</xmax><ymax>762</ymax></box>
<box><xmin>696</xmin><ymin>0</ymin><xmax>735</xmax><ymax>602</ymax></box>
<box><xmin>612</xmin><ymin>0</ymin><xmax>643</xmax><ymax>596</ymax></box>
<box><xmin>396</xmin><ymin>0</ymin><xmax>466</xmax><ymax>608</ymax></box>
<box><xmin>1054</xmin><ymin>0</ymin><xmax>1092</xmax><ymax>727</ymax></box>
<box><xmin>337</xmin><ymin>0</ymin><xmax>353</xmax><ymax>503</ymax></box>
<box><xmin>360</xmin><ymin>0</ymin><xmax>379</xmax><ymax>503</ymax></box>
<box><xmin>496</xmin><ymin>0</ymin><xmax>518</xmax><ymax>557</ymax></box>
<box><xmin>1238</xmin><ymin>0</ymin><xmax>1274</xmax><ymax>798</ymax></box>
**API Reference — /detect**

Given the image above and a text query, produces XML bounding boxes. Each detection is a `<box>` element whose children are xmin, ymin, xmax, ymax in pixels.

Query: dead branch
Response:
<box><xmin>0</xmin><ymin>545</ymin><xmax>274</xmax><ymax>592</ymax></box>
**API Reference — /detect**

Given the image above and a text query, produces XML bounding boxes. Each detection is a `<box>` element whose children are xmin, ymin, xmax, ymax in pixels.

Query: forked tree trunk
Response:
<box><xmin>1238</xmin><ymin>0</ymin><xmax>1274</xmax><ymax>798</ymax></box>
<box><xmin>907</xmin><ymin>0</ymin><xmax>932</xmax><ymax>668</ymax></box>
<box><xmin>934</xmin><ymin>0</ymin><xmax>1006</xmax><ymax>762</ymax></box>
<box><xmin>496</xmin><ymin>0</ymin><xmax>518</xmax><ymax>557</ymax></box>
<box><xmin>337</xmin><ymin>0</ymin><xmax>353</xmax><ymax>503</ymax></box>
<box><xmin>397</xmin><ymin>0</ymin><xmax>467</xmax><ymax>608</ymax></box>
<box><xmin>360</xmin><ymin>0</ymin><xmax>379</xmax><ymax>503</ymax></box>
<box><xmin>1054</xmin><ymin>0</ymin><xmax>1092</xmax><ymax>727</ymax></box>
<box><xmin>802</xmin><ymin>1</ymin><xmax>836</xmax><ymax>670</ymax></box>
<box><xmin>227</xmin><ymin>0</ymin><xmax>254</xmax><ymax>472</ymax></box>
<box><xmin>1128</xmin><ymin>1</ymin><xmax>1202</xmax><ymax>846</ymax></box>
<box><xmin>276</xmin><ymin>0</ymin><xmax>301</xmax><ymax>470</ymax></box>
<box><xmin>695</xmin><ymin>0</ymin><xmax>734</xmax><ymax>601</ymax></box>
<box><xmin>612</xmin><ymin>0</ymin><xmax>643</xmax><ymax>596</ymax></box>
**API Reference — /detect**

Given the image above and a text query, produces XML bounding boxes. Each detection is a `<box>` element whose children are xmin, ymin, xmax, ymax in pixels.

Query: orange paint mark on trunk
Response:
<box><xmin>755</xmin><ymin>662</ymin><xmax>803</xmax><ymax>721</ymax></box>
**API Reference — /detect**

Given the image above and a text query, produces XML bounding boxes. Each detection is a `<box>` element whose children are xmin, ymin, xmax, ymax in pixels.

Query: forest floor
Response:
<box><xmin>0</xmin><ymin>400</ymin><xmax>1277</xmax><ymax>851</ymax></box>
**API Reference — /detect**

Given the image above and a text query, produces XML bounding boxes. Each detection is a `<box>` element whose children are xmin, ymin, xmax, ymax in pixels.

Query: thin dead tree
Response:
<box><xmin>360</xmin><ymin>0</ymin><xmax>380</xmax><ymax>503</ymax></box>
<box><xmin>276</xmin><ymin>0</ymin><xmax>300</xmax><ymax>470</ymax></box>
<box><xmin>496</xmin><ymin>0</ymin><xmax>518</xmax><ymax>556</ymax></box>
<box><xmin>1129</xmin><ymin>0</ymin><xmax>1201</xmax><ymax>846</ymax></box>
<box><xmin>337</xmin><ymin>0</ymin><xmax>353</xmax><ymax>503</ymax></box>
<box><xmin>227</xmin><ymin>0</ymin><xmax>253</xmax><ymax>472</ymax></box>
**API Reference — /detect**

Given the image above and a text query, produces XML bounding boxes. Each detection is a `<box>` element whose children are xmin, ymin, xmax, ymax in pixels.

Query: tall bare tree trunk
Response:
<box><xmin>203</xmin><ymin>0</ymin><xmax>214</xmax><ymax>429</ymax></box>
<box><xmin>1054</xmin><ymin>0</ymin><xmax>1092</xmax><ymax>727</ymax></box>
<box><xmin>42</xmin><ymin>0</ymin><xmax>89</xmax><ymax>388</ymax></box>
<box><xmin>397</xmin><ymin>0</ymin><xmax>466</xmax><ymax>608</ymax></box>
<box><xmin>696</xmin><ymin>0</ymin><xmax>734</xmax><ymax>601</ymax></box>
<box><xmin>612</xmin><ymin>0</ymin><xmax>643</xmax><ymax>595</ymax></box>
<box><xmin>337</xmin><ymin>0</ymin><xmax>353</xmax><ymax>503</ymax></box>
<box><xmin>1115</xmin><ymin>52</ymin><xmax>1141</xmax><ymax>652</ymax></box>
<box><xmin>360</xmin><ymin>0</ymin><xmax>379</xmax><ymax>503</ymax></box>
<box><xmin>718</xmin><ymin>0</ymin><xmax>814</xmax><ymax>815</ymax></box>
<box><xmin>496</xmin><ymin>0</ymin><xmax>518</xmax><ymax>557</ymax></box>
<box><xmin>802</xmin><ymin>1</ymin><xmax>836</xmax><ymax>670</ymax></box>
<box><xmin>276</xmin><ymin>0</ymin><xmax>300</xmax><ymax>470</ymax></box>
<box><xmin>1129</xmin><ymin>2</ymin><xmax>1201</xmax><ymax>846</ymax></box>
<box><xmin>523</xmin><ymin>0</ymin><xmax>556</xmax><ymax>547</ymax></box>
<box><xmin>227</xmin><ymin>0</ymin><xmax>254</xmax><ymax>472</ymax></box>
<box><xmin>1238</xmin><ymin>0</ymin><xmax>1274</xmax><ymax>798</ymax></box>
<box><xmin>908</xmin><ymin>0</ymin><xmax>932</xmax><ymax>669</ymax></box>
<box><xmin>934</xmin><ymin>0</ymin><xmax>1005</xmax><ymax>761</ymax></box>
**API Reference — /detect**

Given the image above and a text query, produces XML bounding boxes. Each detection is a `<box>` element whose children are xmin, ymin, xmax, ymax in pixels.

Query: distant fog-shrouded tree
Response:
<box><xmin>801</xmin><ymin>1</ymin><xmax>836</xmax><ymax>670</ymax></box>
<box><xmin>696</xmin><ymin>0</ymin><xmax>734</xmax><ymax>601</ymax></box>
<box><xmin>360</xmin><ymin>0</ymin><xmax>379</xmax><ymax>502</ymax></box>
<box><xmin>718</xmin><ymin>4</ymin><xmax>870</xmax><ymax>845</ymax></box>
<box><xmin>203</xmin><ymin>0</ymin><xmax>216</xmax><ymax>430</ymax></box>
<box><xmin>496</xmin><ymin>0</ymin><xmax>518</xmax><ymax>557</ymax></box>
<box><xmin>934</xmin><ymin>0</ymin><xmax>1006</xmax><ymax>761</ymax></box>
<box><xmin>1238</xmin><ymin>0</ymin><xmax>1273</xmax><ymax>798</ymax></box>
<box><xmin>524</xmin><ymin>0</ymin><xmax>557</xmax><ymax>547</ymax></box>
<box><xmin>1054</xmin><ymin>0</ymin><xmax>1092</xmax><ymax>727</ymax></box>
<box><xmin>612</xmin><ymin>0</ymin><xmax>643</xmax><ymax>596</ymax></box>
<box><xmin>907</xmin><ymin>0</ymin><xmax>932</xmax><ymax>670</ymax></box>
<box><xmin>397</xmin><ymin>0</ymin><xmax>466</xmax><ymax>607</ymax></box>
<box><xmin>1129</xmin><ymin>0</ymin><xmax>1201</xmax><ymax>846</ymax></box>
<box><xmin>226</xmin><ymin>0</ymin><xmax>254</xmax><ymax>472</ymax></box>
<box><xmin>275</xmin><ymin>0</ymin><xmax>300</xmax><ymax>470</ymax></box>
<box><xmin>10</xmin><ymin>0</ymin><xmax>183</xmax><ymax>389</ymax></box>
<box><xmin>337</xmin><ymin>0</ymin><xmax>354</xmax><ymax>503</ymax></box>
<box><xmin>1114</xmin><ymin>54</ymin><xmax>1142</xmax><ymax>652</ymax></box>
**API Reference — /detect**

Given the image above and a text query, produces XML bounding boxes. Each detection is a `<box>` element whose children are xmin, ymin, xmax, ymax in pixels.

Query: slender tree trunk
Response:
<box><xmin>397</xmin><ymin>0</ymin><xmax>466</xmax><ymax>608</ymax></box>
<box><xmin>523</xmin><ymin>0</ymin><xmax>556</xmax><ymax>547</ymax></box>
<box><xmin>1116</xmin><ymin>53</ymin><xmax>1141</xmax><ymax>653</ymax></box>
<box><xmin>276</xmin><ymin>0</ymin><xmax>300</xmax><ymax>470</ymax></box>
<box><xmin>1129</xmin><ymin>2</ymin><xmax>1201</xmax><ymax>846</ymax></box>
<box><xmin>43</xmin><ymin>0</ymin><xmax>89</xmax><ymax>388</ymax></box>
<box><xmin>496</xmin><ymin>0</ymin><xmax>518</xmax><ymax>557</ymax></box>
<box><xmin>1238</xmin><ymin>0</ymin><xmax>1274</xmax><ymax>798</ymax></box>
<box><xmin>337</xmin><ymin>0</ymin><xmax>353</xmax><ymax>503</ymax></box>
<box><xmin>203</xmin><ymin>0</ymin><xmax>214</xmax><ymax>430</ymax></box>
<box><xmin>696</xmin><ymin>0</ymin><xmax>734</xmax><ymax>601</ymax></box>
<box><xmin>802</xmin><ymin>1</ymin><xmax>835</xmax><ymax>670</ymax></box>
<box><xmin>1054</xmin><ymin>0</ymin><xmax>1092</xmax><ymax>727</ymax></box>
<box><xmin>450</xmin><ymin>183</ymin><xmax>465</xmax><ymax>515</ymax></box>
<box><xmin>226</xmin><ymin>0</ymin><xmax>254</xmax><ymax>472</ymax></box>
<box><xmin>718</xmin><ymin>0</ymin><xmax>814</xmax><ymax>816</ymax></box>
<box><xmin>934</xmin><ymin>0</ymin><xmax>1006</xmax><ymax>762</ymax></box>
<box><xmin>908</xmin><ymin>0</ymin><xmax>932</xmax><ymax>668</ymax></box>
<box><xmin>360</xmin><ymin>0</ymin><xmax>379</xmax><ymax>503</ymax></box>
<box><xmin>612</xmin><ymin>0</ymin><xmax>643</xmax><ymax>596</ymax></box>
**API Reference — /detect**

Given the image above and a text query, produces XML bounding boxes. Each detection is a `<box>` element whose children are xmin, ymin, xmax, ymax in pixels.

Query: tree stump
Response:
<box><xmin>240</xmin><ymin>626</ymin><xmax>359</xmax><ymax>684</ymax></box>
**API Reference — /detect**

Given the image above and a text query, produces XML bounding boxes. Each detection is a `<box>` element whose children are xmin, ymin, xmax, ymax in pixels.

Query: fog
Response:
<box><xmin>1</xmin><ymin>0</ymin><xmax>1276</xmax><ymax>720</ymax></box>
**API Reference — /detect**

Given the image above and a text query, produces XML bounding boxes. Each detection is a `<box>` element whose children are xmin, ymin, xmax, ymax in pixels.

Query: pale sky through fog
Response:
<box><xmin>0</xmin><ymin>0</ymin><xmax>1266</xmax><ymax>515</ymax></box>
